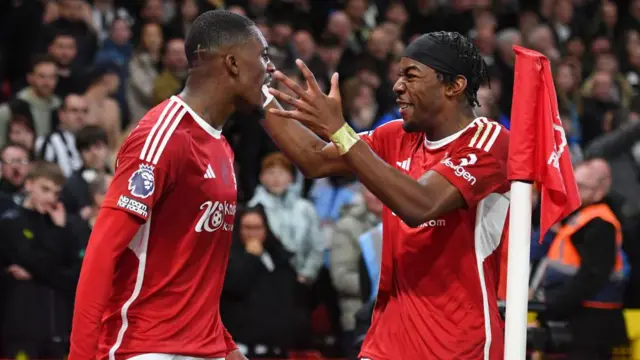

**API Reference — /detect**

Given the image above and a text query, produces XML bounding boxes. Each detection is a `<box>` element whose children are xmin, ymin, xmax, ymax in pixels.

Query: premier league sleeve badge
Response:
<box><xmin>128</xmin><ymin>164</ymin><xmax>156</xmax><ymax>199</ymax></box>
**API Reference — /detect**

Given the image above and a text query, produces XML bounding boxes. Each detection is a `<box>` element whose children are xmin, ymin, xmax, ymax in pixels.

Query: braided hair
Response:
<box><xmin>425</xmin><ymin>31</ymin><xmax>490</xmax><ymax>108</ymax></box>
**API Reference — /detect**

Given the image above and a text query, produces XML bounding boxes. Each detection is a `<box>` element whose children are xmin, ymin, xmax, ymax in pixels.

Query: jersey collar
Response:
<box><xmin>423</xmin><ymin>117</ymin><xmax>486</xmax><ymax>150</ymax></box>
<box><xmin>171</xmin><ymin>95</ymin><xmax>222</xmax><ymax>139</ymax></box>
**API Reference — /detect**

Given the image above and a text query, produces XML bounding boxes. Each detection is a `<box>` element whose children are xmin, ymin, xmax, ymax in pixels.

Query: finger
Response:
<box><xmin>273</xmin><ymin>70</ymin><xmax>312</xmax><ymax>102</ymax></box>
<box><xmin>328</xmin><ymin>72</ymin><xmax>341</xmax><ymax>100</ymax></box>
<box><xmin>268</xmin><ymin>108</ymin><xmax>317</xmax><ymax>124</ymax></box>
<box><xmin>268</xmin><ymin>88</ymin><xmax>315</xmax><ymax>114</ymax></box>
<box><xmin>296</xmin><ymin>59</ymin><xmax>322</xmax><ymax>94</ymax></box>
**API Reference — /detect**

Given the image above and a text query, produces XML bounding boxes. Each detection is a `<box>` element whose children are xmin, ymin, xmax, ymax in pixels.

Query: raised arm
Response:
<box><xmin>269</xmin><ymin>60</ymin><xmax>509</xmax><ymax>227</ymax></box>
<box><xmin>261</xmin><ymin>72</ymin><xmax>348</xmax><ymax>178</ymax></box>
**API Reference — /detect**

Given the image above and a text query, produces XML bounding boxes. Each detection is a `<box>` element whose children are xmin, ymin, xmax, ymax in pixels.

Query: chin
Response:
<box><xmin>402</xmin><ymin>119</ymin><xmax>420</xmax><ymax>133</ymax></box>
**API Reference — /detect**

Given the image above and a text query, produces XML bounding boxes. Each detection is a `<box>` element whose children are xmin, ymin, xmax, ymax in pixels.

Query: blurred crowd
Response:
<box><xmin>1</xmin><ymin>0</ymin><xmax>640</xmax><ymax>359</ymax></box>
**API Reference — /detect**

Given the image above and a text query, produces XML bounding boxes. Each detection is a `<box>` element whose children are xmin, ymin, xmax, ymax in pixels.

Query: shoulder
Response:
<box><xmin>359</xmin><ymin>119</ymin><xmax>404</xmax><ymax>138</ymax></box>
<box><xmin>455</xmin><ymin>117</ymin><xmax>509</xmax><ymax>158</ymax></box>
<box><xmin>119</xmin><ymin>98</ymin><xmax>192</xmax><ymax>167</ymax></box>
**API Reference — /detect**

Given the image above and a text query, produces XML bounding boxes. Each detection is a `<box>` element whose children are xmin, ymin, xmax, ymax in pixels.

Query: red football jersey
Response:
<box><xmin>97</xmin><ymin>96</ymin><xmax>238</xmax><ymax>359</ymax></box>
<box><xmin>358</xmin><ymin>118</ymin><xmax>510</xmax><ymax>360</ymax></box>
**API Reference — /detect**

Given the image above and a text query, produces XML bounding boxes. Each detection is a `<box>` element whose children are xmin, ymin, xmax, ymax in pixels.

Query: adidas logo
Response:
<box><xmin>396</xmin><ymin>157</ymin><xmax>411</xmax><ymax>171</ymax></box>
<box><xmin>204</xmin><ymin>164</ymin><xmax>216</xmax><ymax>179</ymax></box>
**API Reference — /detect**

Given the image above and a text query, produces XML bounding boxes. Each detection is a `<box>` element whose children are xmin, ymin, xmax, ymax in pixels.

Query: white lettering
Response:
<box><xmin>419</xmin><ymin>219</ymin><xmax>446</xmax><ymax>228</ymax></box>
<box><xmin>441</xmin><ymin>157</ymin><xmax>477</xmax><ymax>185</ymax></box>
<box><xmin>195</xmin><ymin>200</ymin><xmax>236</xmax><ymax>233</ymax></box>
<box><xmin>117</xmin><ymin>195</ymin><xmax>148</xmax><ymax>218</ymax></box>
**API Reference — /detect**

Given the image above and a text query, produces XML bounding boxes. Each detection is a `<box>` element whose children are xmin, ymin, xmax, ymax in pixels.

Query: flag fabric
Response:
<box><xmin>507</xmin><ymin>45</ymin><xmax>581</xmax><ymax>243</ymax></box>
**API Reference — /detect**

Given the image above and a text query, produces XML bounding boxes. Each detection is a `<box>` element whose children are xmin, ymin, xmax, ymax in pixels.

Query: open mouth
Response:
<box><xmin>397</xmin><ymin>101</ymin><xmax>412</xmax><ymax>110</ymax></box>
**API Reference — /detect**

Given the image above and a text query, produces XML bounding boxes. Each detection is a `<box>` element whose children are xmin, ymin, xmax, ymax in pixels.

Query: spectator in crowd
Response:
<box><xmin>83</xmin><ymin>62</ymin><xmax>120</xmax><ymax>152</ymax></box>
<box><xmin>47</xmin><ymin>29</ymin><xmax>86</xmax><ymax>98</ymax></box>
<box><xmin>36</xmin><ymin>94</ymin><xmax>88</xmax><ymax>177</ymax></box>
<box><xmin>329</xmin><ymin>185</ymin><xmax>382</xmax><ymax>350</ymax></box>
<box><xmin>0</xmin><ymin>143</ymin><xmax>31</xmax><ymax>211</ymax></box>
<box><xmin>91</xmin><ymin>0</ymin><xmax>132</xmax><ymax>45</ymax></box>
<box><xmin>61</xmin><ymin>125</ymin><xmax>109</xmax><ymax>218</ymax></box>
<box><xmin>0</xmin><ymin>162</ymin><xmax>80</xmax><ymax>359</ymax></box>
<box><xmin>540</xmin><ymin>159</ymin><xmax>628</xmax><ymax>359</ymax></box>
<box><xmin>222</xmin><ymin>206</ymin><xmax>299</xmax><ymax>359</ymax></box>
<box><xmin>0</xmin><ymin>55</ymin><xmax>61</xmax><ymax>143</ymax></box>
<box><xmin>3</xmin><ymin>100</ymin><xmax>38</xmax><ymax>153</ymax></box>
<box><xmin>66</xmin><ymin>172</ymin><xmax>113</xmax><ymax>259</ymax></box>
<box><xmin>152</xmin><ymin>37</ymin><xmax>187</xmax><ymax>105</ymax></box>
<box><xmin>249</xmin><ymin>152</ymin><xmax>325</xmax><ymax>286</ymax></box>
<box><xmin>168</xmin><ymin>0</ymin><xmax>201</xmax><ymax>40</ymax></box>
<box><xmin>49</xmin><ymin>0</ymin><xmax>98</xmax><ymax>67</ymax></box>
<box><xmin>127</xmin><ymin>22</ymin><xmax>163</xmax><ymax>125</ymax></box>
<box><xmin>94</xmin><ymin>16</ymin><xmax>134</xmax><ymax>127</ymax></box>
<box><xmin>135</xmin><ymin>0</ymin><xmax>169</xmax><ymax>39</ymax></box>
<box><xmin>342</xmin><ymin>77</ymin><xmax>378</xmax><ymax>133</ymax></box>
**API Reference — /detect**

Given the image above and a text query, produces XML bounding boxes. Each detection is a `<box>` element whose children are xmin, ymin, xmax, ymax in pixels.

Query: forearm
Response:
<box><xmin>341</xmin><ymin>141</ymin><xmax>440</xmax><ymax>227</ymax></box>
<box><xmin>262</xmin><ymin>100</ymin><xmax>335</xmax><ymax>178</ymax></box>
<box><xmin>69</xmin><ymin>209</ymin><xmax>143</xmax><ymax>360</ymax></box>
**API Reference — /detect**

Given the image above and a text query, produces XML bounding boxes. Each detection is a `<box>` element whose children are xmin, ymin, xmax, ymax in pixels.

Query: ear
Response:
<box><xmin>224</xmin><ymin>53</ymin><xmax>240</xmax><ymax>76</ymax></box>
<box><xmin>445</xmin><ymin>75</ymin><xmax>468</xmax><ymax>98</ymax></box>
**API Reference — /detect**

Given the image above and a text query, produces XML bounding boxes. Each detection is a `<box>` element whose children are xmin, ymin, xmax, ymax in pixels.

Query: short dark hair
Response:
<box><xmin>48</xmin><ymin>28</ymin><xmax>76</xmax><ymax>47</ymax></box>
<box><xmin>184</xmin><ymin>10</ymin><xmax>258</xmax><ymax>68</ymax></box>
<box><xmin>76</xmin><ymin>125</ymin><xmax>108</xmax><ymax>152</ymax></box>
<box><xmin>424</xmin><ymin>32</ymin><xmax>489</xmax><ymax>108</ymax></box>
<box><xmin>29</xmin><ymin>54</ymin><xmax>56</xmax><ymax>73</ymax></box>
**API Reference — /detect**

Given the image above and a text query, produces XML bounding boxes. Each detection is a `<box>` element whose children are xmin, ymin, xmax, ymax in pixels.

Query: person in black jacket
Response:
<box><xmin>221</xmin><ymin>206</ymin><xmax>302</xmax><ymax>359</ymax></box>
<box><xmin>0</xmin><ymin>161</ymin><xmax>81</xmax><ymax>358</ymax></box>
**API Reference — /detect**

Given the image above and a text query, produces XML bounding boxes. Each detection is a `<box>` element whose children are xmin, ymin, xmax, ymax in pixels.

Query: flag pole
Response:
<box><xmin>504</xmin><ymin>180</ymin><xmax>533</xmax><ymax>360</ymax></box>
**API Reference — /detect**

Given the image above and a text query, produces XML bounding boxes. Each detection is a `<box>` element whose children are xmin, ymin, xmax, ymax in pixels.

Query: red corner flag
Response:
<box><xmin>508</xmin><ymin>45</ymin><xmax>581</xmax><ymax>242</ymax></box>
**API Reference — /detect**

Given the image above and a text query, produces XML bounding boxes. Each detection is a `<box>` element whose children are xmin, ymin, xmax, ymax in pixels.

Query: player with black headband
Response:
<box><xmin>261</xmin><ymin>32</ymin><xmax>510</xmax><ymax>359</ymax></box>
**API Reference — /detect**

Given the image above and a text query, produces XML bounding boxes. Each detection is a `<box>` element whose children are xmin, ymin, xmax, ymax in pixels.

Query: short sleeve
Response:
<box><xmin>101</xmin><ymin>156</ymin><xmax>173</xmax><ymax>221</ymax></box>
<box><xmin>431</xmin><ymin>146</ymin><xmax>507</xmax><ymax>208</ymax></box>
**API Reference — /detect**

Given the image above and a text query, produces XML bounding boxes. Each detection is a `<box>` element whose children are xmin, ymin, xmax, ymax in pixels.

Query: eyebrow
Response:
<box><xmin>402</xmin><ymin>65</ymin><xmax>421</xmax><ymax>73</ymax></box>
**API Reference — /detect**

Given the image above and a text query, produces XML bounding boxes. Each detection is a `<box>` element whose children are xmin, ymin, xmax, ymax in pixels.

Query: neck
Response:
<box><xmin>426</xmin><ymin>106</ymin><xmax>475</xmax><ymax>141</ymax></box>
<box><xmin>180</xmin><ymin>79</ymin><xmax>235</xmax><ymax>129</ymax></box>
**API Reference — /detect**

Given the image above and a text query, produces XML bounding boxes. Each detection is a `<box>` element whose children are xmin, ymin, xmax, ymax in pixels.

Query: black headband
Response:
<box><xmin>403</xmin><ymin>34</ymin><xmax>472</xmax><ymax>80</ymax></box>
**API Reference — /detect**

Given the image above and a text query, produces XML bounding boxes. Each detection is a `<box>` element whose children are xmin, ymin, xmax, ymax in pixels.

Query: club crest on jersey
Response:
<box><xmin>128</xmin><ymin>164</ymin><xmax>155</xmax><ymax>199</ymax></box>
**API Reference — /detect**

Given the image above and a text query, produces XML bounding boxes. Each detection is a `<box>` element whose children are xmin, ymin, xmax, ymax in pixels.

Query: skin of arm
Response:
<box><xmin>266</xmin><ymin>61</ymin><xmax>465</xmax><ymax>227</ymax></box>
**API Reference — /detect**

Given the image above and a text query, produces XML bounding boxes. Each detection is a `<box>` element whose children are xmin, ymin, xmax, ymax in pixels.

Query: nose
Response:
<box><xmin>393</xmin><ymin>78</ymin><xmax>405</xmax><ymax>95</ymax></box>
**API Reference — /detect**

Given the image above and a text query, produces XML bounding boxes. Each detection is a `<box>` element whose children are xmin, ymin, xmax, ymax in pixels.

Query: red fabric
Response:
<box><xmin>508</xmin><ymin>45</ymin><xmax>581</xmax><ymax>243</ymax></box>
<box><xmin>359</xmin><ymin>119</ymin><xmax>510</xmax><ymax>359</ymax></box>
<box><xmin>70</xmin><ymin>209</ymin><xmax>143</xmax><ymax>360</ymax></box>
<box><xmin>70</xmin><ymin>98</ymin><xmax>238</xmax><ymax>360</ymax></box>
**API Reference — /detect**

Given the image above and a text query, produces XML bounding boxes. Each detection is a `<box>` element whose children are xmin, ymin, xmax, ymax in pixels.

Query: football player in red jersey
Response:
<box><xmin>262</xmin><ymin>32</ymin><xmax>509</xmax><ymax>359</ymax></box>
<box><xmin>69</xmin><ymin>11</ymin><xmax>274</xmax><ymax>360</ymax></box>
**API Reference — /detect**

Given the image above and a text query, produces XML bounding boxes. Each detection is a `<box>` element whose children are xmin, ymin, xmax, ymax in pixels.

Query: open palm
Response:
<box><xmin>268</xmin><ymin>59</ymin><xmax>346</xmax><ymax>138</ymax></box>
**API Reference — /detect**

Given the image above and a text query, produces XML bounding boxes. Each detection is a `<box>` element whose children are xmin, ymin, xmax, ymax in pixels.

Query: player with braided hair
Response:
<box><xmin>261</xmin><ymin>31</ymin><xmax>509</xmax><ymax>359</ymax></box>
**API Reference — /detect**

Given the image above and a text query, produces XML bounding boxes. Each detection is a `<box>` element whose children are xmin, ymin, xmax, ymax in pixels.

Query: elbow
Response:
<box><xmin>398</xmin><ymin>208</ymin><xmax>435</xmax><ymax>229</ymax></box>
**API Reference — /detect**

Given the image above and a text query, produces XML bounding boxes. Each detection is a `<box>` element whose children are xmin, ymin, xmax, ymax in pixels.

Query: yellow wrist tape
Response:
<box><xmin>330</xmin><ymin>123</ymin><xmax>360</xmax><ymax>155</ymax></box>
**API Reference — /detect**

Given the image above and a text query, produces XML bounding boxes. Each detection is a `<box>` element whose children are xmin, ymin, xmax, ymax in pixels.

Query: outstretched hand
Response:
<box><xmin>268</xmin><ymin>59</ymin><xmax>345</xmax><ymax>139</ymax></box>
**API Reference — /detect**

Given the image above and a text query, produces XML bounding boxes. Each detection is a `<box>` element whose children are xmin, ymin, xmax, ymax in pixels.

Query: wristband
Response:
<box><xmin>330</xmin><ymin>123</ymin><xmax>360</xmax><ymax>155</ymax></box>
<box><xmin>262</xmin><ymin>85</ymin><xmax>274</xmax><ymax>108</ymax></box>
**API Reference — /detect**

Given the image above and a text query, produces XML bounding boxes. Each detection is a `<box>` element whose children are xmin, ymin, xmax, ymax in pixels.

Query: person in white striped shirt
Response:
<box><xmin>36</xmin><ymin>94</ymin><xmax>88</xmax><ymax>177</ymax></box>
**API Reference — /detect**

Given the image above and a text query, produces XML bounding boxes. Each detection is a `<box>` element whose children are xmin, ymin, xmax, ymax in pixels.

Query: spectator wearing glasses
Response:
<box><xmin>0</xmin><ymin>143</ymin><xmax>32</xmax><ymax>214</ymax></box>
<box><xmin>36</xmin><ymin>94</ymin><xmax>88</xmax><ymax>177</ymax></box>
